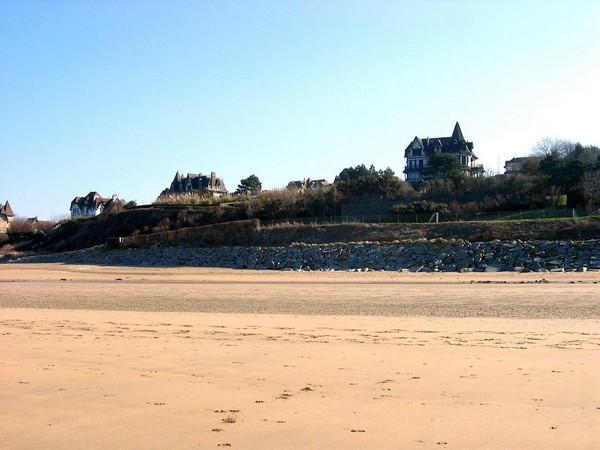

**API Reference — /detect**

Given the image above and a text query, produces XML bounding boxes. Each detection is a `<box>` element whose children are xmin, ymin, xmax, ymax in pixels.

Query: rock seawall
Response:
<box><xmin>7</xmin><ymin>238</ymin><xmax>600</xmax><ymax>272</ymax></box>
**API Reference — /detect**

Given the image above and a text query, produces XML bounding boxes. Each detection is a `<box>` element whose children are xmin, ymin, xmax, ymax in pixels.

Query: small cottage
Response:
<box><xmin>70</xmin><ymin>192</ymin><xmax>119</xmax><ymax>218</ymax></box>
<box><xmin>0</xmin><ymin>200</ymin><xmax>14</xmax><ymax>233</ymax></box>
<box><xmin>504</xmin><ymin>156</ymin><xmax>542</xmax><ymax>175</ymax></box>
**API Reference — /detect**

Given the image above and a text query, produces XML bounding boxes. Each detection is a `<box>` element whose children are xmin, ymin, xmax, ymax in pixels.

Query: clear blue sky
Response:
<box><xmin>2</xmin><ymin>1</ymin><xmax>599</xmax><ymax>219</ymax></box>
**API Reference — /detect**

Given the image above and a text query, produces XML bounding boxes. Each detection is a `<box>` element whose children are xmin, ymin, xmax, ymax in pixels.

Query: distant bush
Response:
<box><xmin>7</xmin><ymin>217</ymin><xmax>33</xmax><ymax>233</ymax></box>
<box><xmin>333</xmin><ymin>164</ymin><xmax>416</xmax><ymax>203</ymax></box>
<box><xmin>447</xmin><ymin>196</ymin><xmax>505</xmax><ymax>215</ymax></box>
<box><xmin>237</xmin><ymin>188</ymin><xmax>339</xmax><ymax>220</ymax></box>
<box><xmin>242</xmin><ymin>189</ymin><xmax>296</xmax><ymax>220</ymax></box>
<box><xmin>391</xmin><ymin>201</ymin><xmax>449</xmax><ymax>215</ymax></box>
<box><xmin>7</xmin><ymin>217</ymin><xmax>55</xmax><ymax>234</ymax></box>
<box><xmin>154</xmin><ymin>192</ymin><xmax>236</xmax><ymax>206</ymax></box>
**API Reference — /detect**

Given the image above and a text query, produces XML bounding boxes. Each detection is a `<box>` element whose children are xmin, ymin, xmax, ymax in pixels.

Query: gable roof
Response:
<box><xmin>505</xmin><ymin>156</ymin><xmax>541</xmax><ymax>164</ymax></box>
<box><xmin>404</xmin><ymin>122</ymin><xmax>475</xmax><ymax>158</ymax></box>
<box><xmin>1</xmin><ymin>201</ymin><xmax>14</xmax><ymax>217</ymax></box>
<box><xmin>70</xmin><ymin>192</ymin><xmax>112</xmax><ymax>210</ymax></box>
<box><xmin>166</xmin><ymin>170</ymin><xmax>228</xmax><ymax>194</ymax></box>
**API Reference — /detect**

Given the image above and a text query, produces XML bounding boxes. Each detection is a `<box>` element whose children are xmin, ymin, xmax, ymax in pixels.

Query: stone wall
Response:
<box><xmin>105</xmin><ymin>219</ymin><xmax>261</xmax><ymax>249</ymax></box>
<box><xmin>7</xmin><ymin>238</ymin><xmax>600</xmax><ymax>272</ymax></box>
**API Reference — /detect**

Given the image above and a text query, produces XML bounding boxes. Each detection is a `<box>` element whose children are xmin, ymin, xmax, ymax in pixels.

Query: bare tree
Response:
<box><xmin>530</xmin><ymin>137</ymin><xmax>576</xmax><ymax>158</ymax></box>
<box><xmin>7</xmin><ymin>217</ymin><xmax>34</xmax><ymax>233</ymax></box>
<box><xmin>580</xmin><ymin>169</ymin><xmax>600</xmax><ymax>207</ymax></box>
<box><xmin>8</xmin><ymin>216</ymin><xmax>54</xmax><ymax>233</ymax></box>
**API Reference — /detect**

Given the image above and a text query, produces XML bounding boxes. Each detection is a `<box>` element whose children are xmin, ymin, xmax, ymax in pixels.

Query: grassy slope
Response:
<box><xmin>5</xmin><ymin>206</ymin><xmax>599</xmax><ymax>254</ymax></box>
<box><xmin>235</xmin><ymin>219</ymin><xmax>600</xmax><ymax>247</ymax></box>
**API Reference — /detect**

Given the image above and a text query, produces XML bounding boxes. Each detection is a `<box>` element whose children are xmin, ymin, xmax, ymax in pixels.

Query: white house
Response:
<box><xmin>504</xmin><ymin>156</ymin><xmax>542</xmax><ymax>175</ymax></box>
<box><xmin>70</xmin><ymin>192</ymin><xmax>119</xmax><ymax>218</ymax></box>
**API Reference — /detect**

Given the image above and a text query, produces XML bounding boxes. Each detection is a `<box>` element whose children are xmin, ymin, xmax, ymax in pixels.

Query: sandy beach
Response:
<box><xmin>1</xmin><ymin>264</ymin><xmax>599</xmax><ymax>449</ymax></box>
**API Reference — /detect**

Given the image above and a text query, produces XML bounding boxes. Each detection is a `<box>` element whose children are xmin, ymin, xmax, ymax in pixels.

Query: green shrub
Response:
<box><xmin>391</xmin><ymin>201</ymin><xmax>449</xmax><ymax>214</ymax></box>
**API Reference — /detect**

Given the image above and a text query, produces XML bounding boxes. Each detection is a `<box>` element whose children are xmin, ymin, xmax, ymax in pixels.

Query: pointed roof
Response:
<box><xmin>451</xmin><ymin>122</ymin><xmax>464</xmax><ymax>142</ymax></box>
<box><xmin>405</xmin><ymin>122</ymin><xmax>476</xmax><ymax>161</ymax></box>
<box><xmin>1</xmin><ymin>201</ymin><xmax>14</xmax><ymax>217</ymax></box>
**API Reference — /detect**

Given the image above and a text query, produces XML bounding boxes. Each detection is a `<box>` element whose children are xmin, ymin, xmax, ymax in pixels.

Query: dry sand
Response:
<box><xmin>1</xmin><ymin>264</ymin><xmax>599</xmax><ymax>449</ymax></box>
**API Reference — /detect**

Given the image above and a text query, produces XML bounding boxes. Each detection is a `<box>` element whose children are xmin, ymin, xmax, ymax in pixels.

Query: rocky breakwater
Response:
<box><xmin>7</xmin><ymin>238</ymin><xmax>600</xmax><ymax>272</ymax></box>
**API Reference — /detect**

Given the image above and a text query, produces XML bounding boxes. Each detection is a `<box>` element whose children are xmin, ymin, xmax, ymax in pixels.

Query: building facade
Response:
<box><xmin>504</xmin><ymin>156</ymin><xmax>542</xmax><ymax>175</ymax></box>
<box><xmin>0</xmin><ymin>200</ymin><xmax>14</xmax><ymax>233</ymax></box>
<box><xmin>160</xmin><ymin>171</ymin><xmax>228</xmax><ymax>197</ymax></box>
<box><xmin>287</xmin><ymin>178</ymin><xmax>329</xmax><ymax>190</ymax></box>
<box><xmin>403</xmin><ymin>122</ymin><xmax>484</xmax><ymax>182</ymax></box>
<box><xmin>70</xmin><ymin>192</ymin><xmax>119</xmax><ymax>218</ymax></box>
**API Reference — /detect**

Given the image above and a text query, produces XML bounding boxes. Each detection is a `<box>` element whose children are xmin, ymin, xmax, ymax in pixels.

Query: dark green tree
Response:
<box><xmin>539</xmin><ymin>153</ymin><xmax>590</xmax><ymax>191</ymax></box>
<box><xmin>424</xmin><ymin>153</ymin><xmax>461</xmax><ymax>179</ymax></box>
<box><xmin>334</xmin><ymin>164</ymin><xmax>379</xmax><ymax>200</ymax></box>
<box><xmin>378</xmin><ymin>167</ymin><xmax>404</xmax><ymax>198</ymax></box>
<box><xmin>236</xmin><ymin>174</ymin><xmax>262</xmax><ymax>195</ymax></box>
<box><xmin>571</xmin><ymin>144</ymin><xmax>600</xmax><ymax>167</ymax></box>
<box><xmin>334</xmin><ymin>164</ymin><xmax>412</xmax><ymax>201</ymax></box>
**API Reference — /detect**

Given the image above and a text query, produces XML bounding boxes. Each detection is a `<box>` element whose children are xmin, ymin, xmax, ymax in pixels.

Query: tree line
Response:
<box><xmin>246</xmin><ymin>137</ymin><xmax>598</xmax><ymax>219</ymax></box>
<box><xmin>155</xmin><ymin>137</ymin><xmax>600</xmax><ymax>221</ymax></box>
